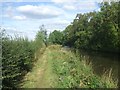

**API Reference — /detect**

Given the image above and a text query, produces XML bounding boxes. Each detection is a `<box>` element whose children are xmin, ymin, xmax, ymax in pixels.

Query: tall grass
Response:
<box><xmin>49</xmin><ymin>45</ymin><xmax>118</xmax><ymax>88</ymax></box>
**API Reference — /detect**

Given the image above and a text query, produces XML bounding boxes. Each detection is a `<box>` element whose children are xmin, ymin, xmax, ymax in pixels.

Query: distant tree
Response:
<box><xmin>49</xmin><ymin>30</ymin><xmax>63</xmax><ymax>45</ymax></box>
<box><xmin>35</xmin><ymin>25</ymin><xmax>47</xmax><ymax>49</ymax></box>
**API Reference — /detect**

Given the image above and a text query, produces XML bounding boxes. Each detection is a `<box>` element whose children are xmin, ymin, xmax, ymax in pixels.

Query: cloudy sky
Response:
<box><xmin>0</xmin><ymin>0</ymin><xmax>102</xmax><ymax>40</ymax></box>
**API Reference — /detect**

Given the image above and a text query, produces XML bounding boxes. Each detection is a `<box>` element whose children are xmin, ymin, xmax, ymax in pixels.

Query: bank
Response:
<box><xmin>20</xmin><ymin>45</ymin><xmax>118</xmax><ymax>88</ymax></box>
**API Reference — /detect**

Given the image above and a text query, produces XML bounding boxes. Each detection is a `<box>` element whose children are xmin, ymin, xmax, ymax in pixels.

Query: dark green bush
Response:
<box><xmin>1</xmin><ymin>25</ymin><xmax>47</xmax><ymax>88</ymax></box>
<box><xmin>2</xmin><ymin>36</ymin><xmax>35</xmax><ymax>88</ymax></box>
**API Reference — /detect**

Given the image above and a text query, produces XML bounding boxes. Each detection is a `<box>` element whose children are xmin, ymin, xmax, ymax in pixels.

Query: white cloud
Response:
<box><xmin>53</xmin><ymin>20</ymin><xmax>70</xmax><ymax>25</ymax></box>
<box><xmin>2</xmin><ymin>26</ymin><xmax>36</xmax><ymax>40</ymax></box>
<box><xmin>76</xmin><ymin>2</ymin><xmax>98</xmax><ymax>11</ymax></box>
<box><xmin>12</xmin><ymin>15</ymin><xmax>26</xmax><ymax>20</ymax></box>
<box><xmin>16</xmin><ymin>5</ymin><xmax>64</xmax><ymax>19</ymax></box>
<box><xmin>51</xmin><ymin>0</ymin><xmax>103</xmax><ymax>4</ymax></box>
<box><xmin>3</xmin><ymin>14</ymin><xmax>26</xmax><ymax>20</ymax></box>
<box><xmin>3</xmin><ymin>14</ymin><xmax>10</xmax><ymax>18</ymax></box>
<box><xmin>5</xmin><ymin>6</ymin><xmax>14</xmax><ymax>17</ymax></box>
<box><xmin>3</xmin><ymin>27</ymin><xmax>21</xmax><ymax>34</ymax></box>
<box><xmin>52</xmin><ymin>0</ymin><xmax>100</xmax><ymax>12</ymax></box>
<box><xmin>51</xmin><ymin>0</ymin><xmax>77</xmax><ymax>4</ymax></box>
<box><xmin>63</xmin><ymin>5</ymin><xmax>76</xmax><ymax>10</ymax></box>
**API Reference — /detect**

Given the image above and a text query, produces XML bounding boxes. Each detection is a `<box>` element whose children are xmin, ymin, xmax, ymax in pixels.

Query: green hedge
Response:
<box><xmin>2</xmin><ymin>36</ymin><xmax>36</xmax><ymax>88</ymax></box>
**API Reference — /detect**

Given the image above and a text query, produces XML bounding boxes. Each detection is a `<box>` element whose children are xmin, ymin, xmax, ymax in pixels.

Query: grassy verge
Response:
<box><xmin>20</xmin><ymin>47</ymin><xmax>55</xmax><ymax>88</ymax></box>
<box><xmin>48</xmin><ymin>45</ymin><xmax>118</xmax><ymax>88</ymax></box>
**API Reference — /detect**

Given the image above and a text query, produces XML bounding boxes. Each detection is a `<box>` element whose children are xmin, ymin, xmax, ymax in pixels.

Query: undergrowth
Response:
<box><xmin>49</xmin><ymin>45</ymin><xmax>118</xmax><ymax>88</ymax></box>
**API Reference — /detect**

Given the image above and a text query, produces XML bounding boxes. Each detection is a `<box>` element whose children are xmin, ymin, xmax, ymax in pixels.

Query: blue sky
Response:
<box><xmin>0</xmin><ymin>0</ymin><xmax>101</xmax><ymax>40</ymax></box>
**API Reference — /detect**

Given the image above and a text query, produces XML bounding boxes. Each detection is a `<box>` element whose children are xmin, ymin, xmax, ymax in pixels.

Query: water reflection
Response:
<box><xmin>77</xmin><ymin>49</ymin><xmax>119</xmax><ymax>81</ymax></box>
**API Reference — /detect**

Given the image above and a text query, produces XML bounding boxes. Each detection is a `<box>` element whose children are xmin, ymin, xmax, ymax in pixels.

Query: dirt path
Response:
<box><xmin>20</xmin><ymin>47</ymin><xmax>55</xmax><ymax>88</ymax></box>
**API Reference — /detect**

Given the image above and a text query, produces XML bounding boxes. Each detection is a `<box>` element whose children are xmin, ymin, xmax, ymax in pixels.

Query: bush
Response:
<box><xmin>2</xmin><ymin>35</ymin><xmax>35</xmax><ymax>88</ymax></box>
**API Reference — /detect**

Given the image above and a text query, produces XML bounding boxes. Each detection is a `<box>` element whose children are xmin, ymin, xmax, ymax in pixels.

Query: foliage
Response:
<box><xmin>49</xmin><ymin>45</ymin><xmax>117</xmax><ymax>88</ymax></box>
<box><xmin>2</xmin><ymin>25</ymin><xmax>47</xmax><ymax>88</ymax></box>
<box><xmin>35</xmin><ymin>25</ymin><xmax>47</xmax><ymax>50</ymax></box>
<box><xmin>2</xmin><ymin>36</ymin><xmax>35</xmax><ymax>88</ymax></box>
<box><xmin>48</xmin><ymin>30</ymin><xmax>63</xmax><ymax>45</ymax></box>
<box><xmin>62</xmin><ymin>2</ymin><xmax>119</xmax><ymax>53</ymax></box>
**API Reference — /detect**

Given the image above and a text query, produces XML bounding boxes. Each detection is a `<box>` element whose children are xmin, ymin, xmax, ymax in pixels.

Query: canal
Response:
<box><xmin>77</xmin><ymin>49</ymin><xmax>119</xmax><ymax>81</ymax></box>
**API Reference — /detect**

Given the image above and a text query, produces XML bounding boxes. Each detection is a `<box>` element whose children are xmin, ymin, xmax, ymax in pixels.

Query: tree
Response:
<box><xmin>62</xmin><ymin>2</ymin><xmax>119</xmax><ymax>53</ymax></box>
<box><xmin>35</xmin><ymin>25</ymin><xmax>47</xmax><ymax>49</ymax></box>
<box><xmin>49</xmin><ymin>30</ymin><xmax>63</xmax><ymax>45</ymax></box>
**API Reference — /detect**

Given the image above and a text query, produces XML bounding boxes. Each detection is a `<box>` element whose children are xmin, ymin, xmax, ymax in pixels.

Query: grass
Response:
<box><xmin>20</xmin><ymin>45</ymin><xmax>118</xmax><ymax>88</ymax></box>
<box><xmin>48</xmin><ymin>45</ymin><xmax>118</xmax><ymax>88</ymax></box>
<box><xmin>20</xmin><ymin>47</ymin><xmax>56</xmax><ymax>88</ymax></box>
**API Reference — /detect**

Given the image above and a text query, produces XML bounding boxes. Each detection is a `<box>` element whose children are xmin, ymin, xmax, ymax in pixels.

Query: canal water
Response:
<box><xmin>76</xmin><ymin>49</ymin><xmax>119</xmax><ymax>81</ymax></box>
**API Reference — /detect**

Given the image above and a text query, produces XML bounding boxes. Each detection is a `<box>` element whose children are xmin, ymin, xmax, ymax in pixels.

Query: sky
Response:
<box><xmin>0</xmin><ymin>0</ymin><xmax>102</xmax><ymax>40</ymax></box>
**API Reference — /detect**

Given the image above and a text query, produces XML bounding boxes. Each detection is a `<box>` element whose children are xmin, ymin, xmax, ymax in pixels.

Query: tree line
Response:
<box><xmin>49</xmin><ymin>2</ymin><xmax>119</xmax><ymax>53</ymax></box>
